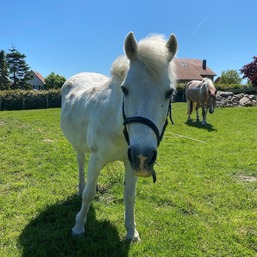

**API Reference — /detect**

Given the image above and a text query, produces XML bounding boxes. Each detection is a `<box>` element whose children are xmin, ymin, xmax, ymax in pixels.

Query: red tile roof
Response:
<box><xmin>32</xmin><ymin>70</ymin><xmax>45</xmax><ymax>84</ymax></box>
<box><xmin>174</xmin><ymin>58</ymin><xmax>216</xmax><ymax>81</ymax></box>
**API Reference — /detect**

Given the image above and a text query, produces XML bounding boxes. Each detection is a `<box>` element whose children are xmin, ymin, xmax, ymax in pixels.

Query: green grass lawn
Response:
<box><xmin>0</xmin><ymin>103</ymin><xmax>257</xmax><ymax>256</ymax></box>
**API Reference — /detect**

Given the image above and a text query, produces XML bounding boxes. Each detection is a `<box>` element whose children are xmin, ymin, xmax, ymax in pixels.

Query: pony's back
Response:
<box><xmin>61</xmin><ymin>72</ymin><xmax>109</xmax><ymax>106</ymax></box>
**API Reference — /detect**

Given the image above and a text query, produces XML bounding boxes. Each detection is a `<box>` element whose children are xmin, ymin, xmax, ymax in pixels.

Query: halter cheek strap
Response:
<box><xmin>122</xmin><ymin>100</ymin><xmax>172</xmax><ymax>147</ymax></box>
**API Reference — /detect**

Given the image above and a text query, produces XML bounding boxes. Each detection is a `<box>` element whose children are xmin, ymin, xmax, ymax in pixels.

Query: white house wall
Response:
<box><xmin>27</xmin><ymin>73</ymin><xmax>45</xmax><ymax>90</ymax></box>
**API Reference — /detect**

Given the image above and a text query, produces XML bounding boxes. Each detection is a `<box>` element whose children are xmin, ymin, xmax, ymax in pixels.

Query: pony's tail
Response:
<box><xmin>61</xmin><ymin>80</ymin><xmax>72</xmax><ymax>107</ymax></box>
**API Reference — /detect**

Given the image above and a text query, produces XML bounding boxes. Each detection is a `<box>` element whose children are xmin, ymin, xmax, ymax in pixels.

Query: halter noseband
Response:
<box><xmin>122</xmin><ymin>100</ymin><xmax>173</xmax><ymax>147</ymax></box>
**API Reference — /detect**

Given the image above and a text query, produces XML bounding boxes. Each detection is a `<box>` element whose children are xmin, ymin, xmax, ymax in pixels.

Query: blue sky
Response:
<box><xmin>1</xmin><ymin>0</ymin><xmax>257</xmax><ymax>82</ymax></box>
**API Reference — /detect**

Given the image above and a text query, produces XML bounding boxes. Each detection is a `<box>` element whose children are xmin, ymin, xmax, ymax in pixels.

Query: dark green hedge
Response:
<box><xmin>0</xmin><ymin>90</ymin><xmax>61</xmax><ymax>111</ymax></box>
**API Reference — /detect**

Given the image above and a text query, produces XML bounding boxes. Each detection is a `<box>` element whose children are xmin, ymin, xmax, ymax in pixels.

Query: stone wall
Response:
<box><xmin>216</xmin><ymin>91</ymin><xmax>257</xmax><ymax>107</ymax></box>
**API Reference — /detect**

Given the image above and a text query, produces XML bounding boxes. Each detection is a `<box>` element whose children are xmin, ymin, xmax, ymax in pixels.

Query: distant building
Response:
<box><xmin>27</xmin><ymin>70</ymin><xmax>45</xmax><ymax>90</ymax></box>
<box><xmin>174</xmin><ymin>58</ymin><xmax>216</xmax><ymax>83</ymax></box>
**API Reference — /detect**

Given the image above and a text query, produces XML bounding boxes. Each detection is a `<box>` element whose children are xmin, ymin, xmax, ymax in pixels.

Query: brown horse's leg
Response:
<box><xmin>196</xmin><ymin>103</ymin><xmax>200</xmax><ymax>121</ymax></box>
<box><xmin>201</xmin><ymin>104</ymin><xmax>207</xmax><ymax>124</ymax></box>
<box><xmin>187</xmin><ymin>100</ymin><xmax>193</xmax><ymax>120</ymax></box>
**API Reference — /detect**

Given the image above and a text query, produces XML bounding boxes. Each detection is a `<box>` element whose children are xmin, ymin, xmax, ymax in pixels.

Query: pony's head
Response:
<box><xmin>122</xmin><ymin>32</ymin><xmax>177</xmax><ymax>181</ymax></box>
<box><xmin>204</xmin><ymin>78</ymin><xmax>217</xmax><ymax>114</ymax></box>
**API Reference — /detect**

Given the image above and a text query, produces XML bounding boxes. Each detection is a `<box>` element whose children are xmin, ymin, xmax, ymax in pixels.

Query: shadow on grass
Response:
<box><xmin>185</xmin><ymin>120</ymin><xmax>217</xmax><ymax>132</ymax></box>
<box><xmin>18</xmin><ymin>195</ymin><xmax>130</xmax><ymax>257</ymax></box>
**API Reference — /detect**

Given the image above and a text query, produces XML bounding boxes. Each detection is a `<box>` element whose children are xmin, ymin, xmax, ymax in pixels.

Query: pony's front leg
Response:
<box><xmin>72</xmin><ymin>154</ymin><xmax>102</xmax><ymax>237</ymax></box>
<box><xmin>124</xmin><ymin>162</ymin><xmax>140</xmax><ymax>241</ymax></box>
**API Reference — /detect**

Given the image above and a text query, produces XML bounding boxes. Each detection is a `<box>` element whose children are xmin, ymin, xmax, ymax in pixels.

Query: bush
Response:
<box><xmin>0</xmin><ymin>89</ymin><xmax>61</xmax><ymax>111</ymax></box>
<box><xmin>174</xmin><ymin>83</ymin><xmax>187</xmax><ymax>102</ymax></box>
<box><xmin>215</xmin><ymin>84</ymin><xmax>243</xmax><ymax>91</ymax></box>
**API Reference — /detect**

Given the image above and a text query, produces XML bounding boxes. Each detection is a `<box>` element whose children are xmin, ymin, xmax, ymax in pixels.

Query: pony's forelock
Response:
<box><xmin>137</xmin><ymin>34</ymin><xmax>176</xmax><ymax>87</ymax></box>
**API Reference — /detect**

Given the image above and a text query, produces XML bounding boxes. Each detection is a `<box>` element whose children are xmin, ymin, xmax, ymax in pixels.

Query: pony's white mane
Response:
<box><xmin>110</xmin><ymin>56</ymin><xmax>129</xmax><ymax>83</ymax></box>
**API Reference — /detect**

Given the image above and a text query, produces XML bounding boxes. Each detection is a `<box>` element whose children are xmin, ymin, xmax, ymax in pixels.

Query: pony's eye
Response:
<box><xmin>165</xmin><ymin>89</ymin><xmax>174</xmax><ymax>99</ymax></box>
<box><xmin>121</xmin><ymin>86</ymin><xmax>129</xmax><ymax>96</ymax></box>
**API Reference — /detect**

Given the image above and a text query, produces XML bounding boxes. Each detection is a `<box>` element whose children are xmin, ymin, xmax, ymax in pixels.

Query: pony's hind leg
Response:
<box><xmin>72</xmin><ymin>154</ymin><xmax>103</xmax><ymax>237</ymax></box>
<box><xmin>187</xmin><ymin>100</ymin><xmax>193</xmax><ymax>121</ymax></box>
<box><xmin>196</xmin><ymin>103</ymin><xmax>200</xmax><ymax>121</ymax></box>
<box><xmin>76</xmin><ymin>151</ymin><xmax>86</xmax><ymax>195</ymax></box>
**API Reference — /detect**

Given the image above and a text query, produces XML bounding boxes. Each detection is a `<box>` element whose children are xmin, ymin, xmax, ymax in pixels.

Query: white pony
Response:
<box><xmin>61</xmin><ymin>32</ymin><xmax>177</xmax><ymax>241</ymax></box>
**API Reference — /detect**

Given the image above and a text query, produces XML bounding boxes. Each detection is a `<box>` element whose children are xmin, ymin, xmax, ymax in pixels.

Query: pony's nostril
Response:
<box><xmin>147</xmin><ymin>149</ymin><xmax>157</xmax><ymax>165</ymax></box>
<box><xmin>127</xmin><ymin>147</ymin><xmax>139</xmax><ymax>169</ymax></box>
<box><xmin>127</xmin><ymin>147</ymin><xmax>133</xmax><ymax>163</ymax></box>
<box><xmin>128</xmin><ymin>147</ymin><xmax>157</xmax><ymax>169</ymax></box>
<box><xmin>128</xmin><ymin>147</ymin><xmax>135</xmax><ymax>164</ymax></box>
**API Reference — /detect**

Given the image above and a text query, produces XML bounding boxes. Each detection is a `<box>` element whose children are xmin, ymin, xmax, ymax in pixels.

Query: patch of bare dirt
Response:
<box><xmin>238</xmin><ymin>175</ymin><xmax>257</xmax><ymax>183</ymax></box>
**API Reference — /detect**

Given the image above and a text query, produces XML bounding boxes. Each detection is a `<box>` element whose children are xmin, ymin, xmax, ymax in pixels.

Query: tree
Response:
<box><xmin>44</xmin><ymin>72</ymin><xmax>66</xmax><ymax>89</ymax></box>
<box><xmin>240</xmin><ymin>56</ymin><xmax>257</xmax><ymax>86</ymax></box>
<box><xmin>0</xmin><ymin>50</ymin><xmax>10</xmax><ymax>90</ymax></box>
<box><xmin>6</xmin><ymin>46</ymin><xmax>32</xmax><ymax>90</ymax></box>
<box><xmin>218</xmin><ymin>69</ymin><xmax>242</xmax><ymax>84</ymax></box>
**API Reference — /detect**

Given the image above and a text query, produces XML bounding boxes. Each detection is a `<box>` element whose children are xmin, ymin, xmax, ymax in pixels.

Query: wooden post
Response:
<box><xmin>22</xmin><ymin>97</ymin><xmax>25</xmax><ymax>110</ymax></box>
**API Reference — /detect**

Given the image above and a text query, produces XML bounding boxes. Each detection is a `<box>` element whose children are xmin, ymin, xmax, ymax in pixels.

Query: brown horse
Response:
<box><xmin>186</xmin><ymin>78</ymin><xmax>217</xmax><ymax>124</ymax></box>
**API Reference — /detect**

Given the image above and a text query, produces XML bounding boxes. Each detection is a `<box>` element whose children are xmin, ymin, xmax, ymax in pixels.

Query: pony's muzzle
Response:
<box><xmin>127</xmin><ymin>147</ymin><xmax>157</xmax><ymax>178</ymax></box>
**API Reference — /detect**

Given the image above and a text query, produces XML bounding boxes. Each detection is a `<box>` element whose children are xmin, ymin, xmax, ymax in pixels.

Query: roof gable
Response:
<box><xmin>31</xmin><ymin>70</ymin><xmax>45</xmax><ymax>84</ymax></box>
<box><xmin>174</xmin><ymin>58</ymin><xmax>216</xmax><ymax>81</ymax></box>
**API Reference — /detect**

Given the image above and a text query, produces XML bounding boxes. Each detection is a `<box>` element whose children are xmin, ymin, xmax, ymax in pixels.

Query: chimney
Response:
<box><xmin>202</xmin><ymin>59</ymin><xmax>207</xmax><ymax>70</ymax></box>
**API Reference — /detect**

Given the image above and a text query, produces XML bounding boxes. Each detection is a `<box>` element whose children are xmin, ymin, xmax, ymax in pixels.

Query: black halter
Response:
<box><xmin>122</xmin><ymin>99</ymin><xmax>173</xmax><ymax>147</ymax></box>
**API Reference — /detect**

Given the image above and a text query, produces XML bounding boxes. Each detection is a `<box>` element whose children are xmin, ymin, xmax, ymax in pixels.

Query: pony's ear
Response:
<box><xmin>166</xmin><ymin>34</ymin><xmax>177</xmax><ymax>62</ymax></box>
<box><xmin>124</xmin><ymin>32</ymin><xmax>138</xmax><ymax>61</ymax></box>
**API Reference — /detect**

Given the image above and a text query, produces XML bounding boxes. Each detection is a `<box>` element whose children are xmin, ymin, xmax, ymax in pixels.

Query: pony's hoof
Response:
<box><xmin>125</xmin><ymin>236</ymin><xmax>141</xmax><ymax>243</ymax></box>
<box><xmin>72</xmin><ymin>226</ymin><xmax>85</xmax><ymax>238</ymax></box>
<box><xmin>72</xmin><ymin>230</ymin><xmax>85</xmax><ymax>238</ymax></box>
<box><xmin>125</xmin><ymin>231</ymin><xmax>141</xmax><ymax>242</ymax></box>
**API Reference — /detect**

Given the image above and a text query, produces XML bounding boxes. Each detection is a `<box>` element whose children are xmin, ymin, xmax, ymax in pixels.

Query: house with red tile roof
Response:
<box><xmin>174</xmin><ymin>58</ymin><xmax>216</xmax><ymax>83</ymax></box>
<box><xmin>27</xmin><ymin>70</ymin><xmax>45</xmax><ymax>90</ymax></box>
